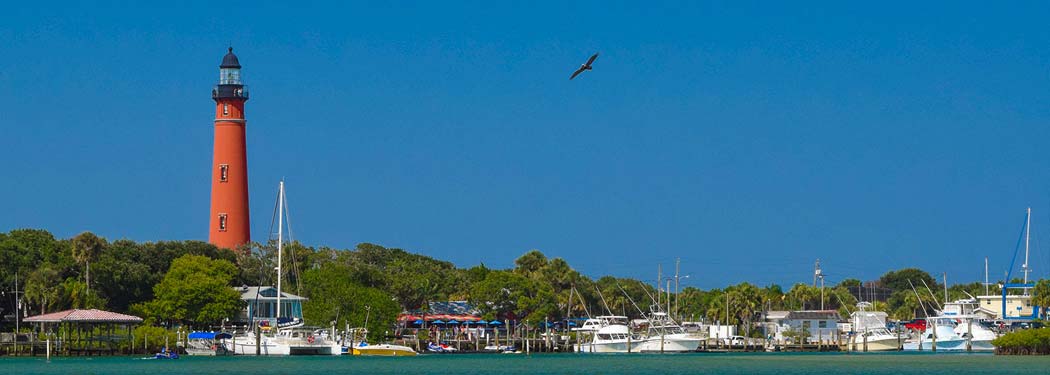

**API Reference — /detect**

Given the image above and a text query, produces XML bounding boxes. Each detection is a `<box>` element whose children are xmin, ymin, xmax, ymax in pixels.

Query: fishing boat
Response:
<box><xmin>634</xmin><ymin>311</ymin><xmax>704</xmax><ymax>352</ymax></box>
<box><xmin>849</xmin><ymin>302</ymin><xmax>900</xmax><ymax>351</ymax></box>
<box><xmin>902</xmin><ymin>317</ymin><xmax>967</xmax><ymax>351</ymax></box>
<box><xmin>573</xmin><ymin>316</ymin><xmax>640</xmax><ymax>353</ymax></box>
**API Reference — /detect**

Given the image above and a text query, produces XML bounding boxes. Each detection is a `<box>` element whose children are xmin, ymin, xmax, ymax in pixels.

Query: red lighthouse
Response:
<box><xmin>209</xmin><ymin>47</ymin><xmax>251</xmax><ymax>250</ymax></box>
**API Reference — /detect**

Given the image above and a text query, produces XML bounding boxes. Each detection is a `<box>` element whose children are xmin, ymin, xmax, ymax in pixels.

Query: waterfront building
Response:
<box><xmin>975</xmin><ymin>294</ymin><xmax>1036</xmax><ymax>320</ymax></box>
<box><xmin>235</xmin><ymin>286</ymin><xmax>306</xmax><ymax>326</ymax></box>
<box><xmin>764</xmin><ymin>310</ymin><xmax>841</xmax><ymax>343</ymax></box>
<box><xmin>209</xmin><ymin>47</ymin><xmax>252</xmax><ymax>250</ymax></box>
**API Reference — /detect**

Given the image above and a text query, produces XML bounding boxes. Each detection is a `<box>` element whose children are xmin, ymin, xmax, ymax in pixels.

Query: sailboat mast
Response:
<box><xmin>277</xmin><ymin>180</ymin><xmax>284</xmax><ymax>318</ymax></box>
<box><xmin>984</xmin><ymin>257</ymin><xmax>989</xmax><ymax>295</ymax></box>
<box><xmin>1024</xmin><ymin>207</ymin><xmax>1031</xmax><ymax>286</ymax></box>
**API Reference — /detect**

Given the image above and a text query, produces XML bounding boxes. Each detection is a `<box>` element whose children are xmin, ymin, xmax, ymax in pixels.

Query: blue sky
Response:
<box><xmin>3</xmin><ymin>2</ymin><xmax>1050</xmax><ymax>288</ymax></box>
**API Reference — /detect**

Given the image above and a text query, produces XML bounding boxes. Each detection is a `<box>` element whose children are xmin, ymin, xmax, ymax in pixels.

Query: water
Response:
<box><xmin>1</xmin><ymin>352</ymin><xmax>1046</xmax><ymax>375</ymax></box>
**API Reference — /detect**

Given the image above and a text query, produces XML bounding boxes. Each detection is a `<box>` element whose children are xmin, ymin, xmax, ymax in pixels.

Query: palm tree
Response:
<box><xmin>71</xmin><ymin>231</ymin><xmax>105</xmax><ymax>290</ymax></box>
<box><xmin>1031</xmin><ymin>279</ymin><xmax>1050</xmax><ymax>319</ymax></box>
<box><xmin>23</xmin><ymin>266</ymin><xmax>60</xmax><ymax>314</ymax></box>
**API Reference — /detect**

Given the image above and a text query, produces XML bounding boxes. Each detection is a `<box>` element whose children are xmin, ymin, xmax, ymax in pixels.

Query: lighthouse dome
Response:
<box><xmin>220</xmin><ymin>47</ymin><xmax>241</xmax><ymax>68</ymax></box>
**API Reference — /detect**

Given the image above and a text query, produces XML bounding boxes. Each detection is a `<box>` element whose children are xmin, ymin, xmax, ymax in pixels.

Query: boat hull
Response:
<box><xmin>352</xmin><ymin>344</ymin><xmax>417</xmax><ymax>356</ymax></box>
<box><xmin>636</xmin><ymin>335</ymin><xmax>703</xmax><ymax>353</ymax></box>
<box><xmin>851</xmin><ymin>338</ymin><xmax>901</xmax><ymax>351</ymax></box>
<box><xmin>902</xmin><ymin>339</ymin><xmax>967</xmax><ymax>351</ymax></box>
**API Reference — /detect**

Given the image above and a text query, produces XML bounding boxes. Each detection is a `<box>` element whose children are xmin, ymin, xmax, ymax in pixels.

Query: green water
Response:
<box><xmin>1</xmin><ymin>353</ymin><xmax>1045</xmax><ymax>375</ymax></box>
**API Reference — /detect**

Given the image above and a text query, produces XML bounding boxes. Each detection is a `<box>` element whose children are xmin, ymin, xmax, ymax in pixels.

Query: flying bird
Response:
<box><xmin>569</xmin><ymin>53</ymin><xmax>599</xmax><ymax>80</ymax></box>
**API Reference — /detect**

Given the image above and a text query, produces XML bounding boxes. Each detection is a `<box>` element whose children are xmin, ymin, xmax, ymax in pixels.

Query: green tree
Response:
<box><xmin>70</xmin><ymin>231</ymin><xmax>106</xmax><ymax>290</ymax></box>
<box><xmin>23</xmin><ymin>264</ymin><xmax>61</xmax><ymax>313</ymax></box>
<box><xmin>879</xmin><ymin>268</ymin><xmax>936</xmax><ymax>293</ymax></box>
<box><xmin>139</xmin><ymin>255</ymin><xmax>243</xmax><ymax>326</ymax></box>
<box><xmin>1032</xmin><ymin>279</ymin><xmax>1050</xmax><ymax>319</ymax></box>
<box><xmin>300</xmin><ymin>263</ymin><xmax>399</xmax><ymax>342</ymax></box>
<box><xmin>514</xmin><ymin>250</ymin><xmax>548</xmax><ymax>277</ymax></box>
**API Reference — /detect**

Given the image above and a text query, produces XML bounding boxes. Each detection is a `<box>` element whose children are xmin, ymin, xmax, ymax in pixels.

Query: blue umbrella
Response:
<box><xmin>447</xmin><ymin>319</ymin><xmax>460</xmax><ymax>325</ymax></box>
<box><xmin>413</xmin><ymin>319</ymin><xmax>424</xmax><ymax>325</ymax></box>
<box><xmin>432</xmin><ymin>320</ymin><xmax>445</xmax><ymax>324</ymax></box>
<box><xmin>476</xmin><ymin>320</ymin><xmax>488</xmax><ymax>325</ymax></box>
<box><xmin>489</xmin><ymin>320</ymin><xmax>503</xmax><ymax>326</ymax></box>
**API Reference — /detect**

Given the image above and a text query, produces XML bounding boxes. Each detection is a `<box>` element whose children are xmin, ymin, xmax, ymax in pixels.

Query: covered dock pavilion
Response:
<box><xmin>23</xmin><ymin>309</ymin><xmax>143</xmax><ymax>356</ymax></box>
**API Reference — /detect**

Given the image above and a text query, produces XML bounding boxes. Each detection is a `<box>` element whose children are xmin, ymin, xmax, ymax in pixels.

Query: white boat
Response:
<box><xmin>185</xmin><ymin>332</ymin><xmax>234</xmax><ymax>356</ymax></box>
<box><xmin>573</xmin><ymin>316</ymin><xmax>642</xmax><ymax>353</ymax></box>
<box><xmin>225</xmin><ymin>181</ymin><xmax>341</xmax><ymax>356</ymax></box>
<box><xmin>634</xmin><ymin>311</ymin><xmax>703</xmax><ymax>353</ymax></box>
<box><xmin>902</xmin><ymin>317</ymin><xmax>968</xmax><ymax>351</ymax></box>
<box><xmin>850</xmin><ymin>302</ymin><xmax>900</xmax><ymax>351</ymax></box>
<box><xmin>352</xmin><ymin>342</ymin><xmax>418</xmax><ymax>356</ymax></box>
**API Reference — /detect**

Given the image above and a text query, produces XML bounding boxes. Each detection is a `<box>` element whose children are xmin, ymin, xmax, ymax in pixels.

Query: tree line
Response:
<box><xmin>2</xmin><ymin>228</ymin><xmax>1046</xmax><ymax>338</ymax></box>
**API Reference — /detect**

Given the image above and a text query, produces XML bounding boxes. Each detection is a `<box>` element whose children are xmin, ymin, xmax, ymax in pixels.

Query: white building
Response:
<box><xmin>764</xmin><ymin>310</ymin><xmax>842</xmax><ymax>343</ymax></box>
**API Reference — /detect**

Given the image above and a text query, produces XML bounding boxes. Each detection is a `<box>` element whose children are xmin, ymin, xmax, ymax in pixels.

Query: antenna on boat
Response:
<box><xmin>984</xmin><ymin>257</ymin><xmax>990</xmax><ymax>295</ymax></box>
<box><xmin>908</xmin><ymin>279</ymin><xmax>929</xmax><ymax>318</ymax></box>
<box><xmin>1023</xmin><ymin>207</ymin><xmax>1032</xmax><ymax>291</ymax></box>
<box><xmin>920</xmin><ymin>278</ymin><xmax>941</xmax><ymax>312</ymax></box>
<box><xmin>618</xmin><ymin>282</ymin><xmax>657</xmax><ymax>328</ymax></box>
<box><xmin>942</xmin><ymin>272</ymin><xmax>948</xmax><ymax>304</ymax></box>
<box><xmin>594</xmin><ymin>285</ymin><xmax>614</xmax><ymax>316</ymax></box>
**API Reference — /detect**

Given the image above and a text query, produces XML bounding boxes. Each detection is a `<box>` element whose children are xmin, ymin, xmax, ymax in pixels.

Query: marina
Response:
<box><xmin>5</xmin><ymin>2</ymin><xmax>1050</xmax><ymax>373</ymax></box>
<box><xmin>1</xmin><ymin>352</ymin><xmax>1048</xmax><ymax>375</ymax></box>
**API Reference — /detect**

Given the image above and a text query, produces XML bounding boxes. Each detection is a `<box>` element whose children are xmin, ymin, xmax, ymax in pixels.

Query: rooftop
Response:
<box><xmin>23</xmin><ymin>309</ymin><xmax>143</xmax><ymax>324</ymax></box>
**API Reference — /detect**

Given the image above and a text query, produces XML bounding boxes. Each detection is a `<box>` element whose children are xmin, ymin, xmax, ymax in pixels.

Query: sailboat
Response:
<box><xmin>227</xmin><ymin>180</ymin><xmax>342</xmax><ymax>355</ymax></box>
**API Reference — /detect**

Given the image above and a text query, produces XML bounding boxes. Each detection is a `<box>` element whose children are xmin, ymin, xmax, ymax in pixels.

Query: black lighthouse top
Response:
<box><xmin>213</xmin><ymin>47</ymin><xmax>248</xmax><ymax>101</ymax></box>
<box><xmin>220</xmin><ymin>47</ymin><xmax>241</xmax><ymax>68</ymax></box>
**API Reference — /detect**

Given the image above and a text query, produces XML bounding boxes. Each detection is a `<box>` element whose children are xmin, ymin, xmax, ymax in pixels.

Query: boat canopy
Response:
<box><xmin>188</xmin><ymin>332</ymin><xmax>233</xmax><ymax>340</ymax></box>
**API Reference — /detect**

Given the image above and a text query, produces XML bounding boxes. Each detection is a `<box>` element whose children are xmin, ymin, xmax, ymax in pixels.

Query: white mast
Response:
<box><xmin>276</xmin><ymin>180</ymin><xmax>284</xmax><ymax>318</ymax></box>
<box><xmin>1023</xmin><ymin>207</ymin><xmax>1031</xmax><ymax>288</ymax></box>
<box><xmin>984</xmin><ymin>257</ymin><xmax>989</xmax><ymax>295</ymax></box>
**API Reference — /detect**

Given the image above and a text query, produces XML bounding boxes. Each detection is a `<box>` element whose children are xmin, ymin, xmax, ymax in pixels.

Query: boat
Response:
<box><xmin>226</xmin><ymin>181</ymin><xmax>342</xmax><ymax>356</ymax></box>
<box><xmin>352</xmin><ymin>341</ymin><xmax>418</xmax><ymax>356</ymax></box>
<box><xmin>573</xmin><ymin>316</ymin><xmax>641</xmax><ymax>353</ymax></box>
<box><xmin>634</xmin><ymin>311</ymin><xmax>704</xmax><ymax>352</ymax></box>
<box><xmin>902</xmin><ymin>317</ymin><xmax>968</xmax><ymax>351</ymax></box>
<box><xmin>426</xmin><ymin>342</ymin><xmax>459</xmax><ymax>353</ymax></box>
<box><xmin>849</xmin><ymin>302</ymin><xmax>900</xmax><ymax>351</ymax></box>
<box><xmin>186</xmin><ymin>332</ymin><xmax>233</xmax><ymax>356</ymax></box>
<box><xmin>938</xmin><ymin>298</ymin><xmax>998</xmax><ymax>351</ymax></box>
<box><xmin>145</xmin><ymin>347</ymin><xmax>179</xmax><ymax>359</ymax></box>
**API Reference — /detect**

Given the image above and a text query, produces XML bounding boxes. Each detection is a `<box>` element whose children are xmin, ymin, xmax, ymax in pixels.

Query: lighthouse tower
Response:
<box><xmin>209</xmin><ymin>47</ymin><xmax>251</xmax><ymax>250</ymax></box>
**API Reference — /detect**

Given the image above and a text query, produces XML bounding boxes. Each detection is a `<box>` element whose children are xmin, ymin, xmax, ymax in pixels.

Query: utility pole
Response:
<box><xmin>14</xmin><ymin>272</ymin><xmax>21</xmax><ymax>334</ymax></box>
<box><xmin>814</xmin><ymin>260</ymin><xmax>824</xmax><ymax>310</ymax></box>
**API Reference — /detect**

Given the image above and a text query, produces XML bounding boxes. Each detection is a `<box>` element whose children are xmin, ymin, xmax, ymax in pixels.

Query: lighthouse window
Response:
<box><xmin>223</xmin><ymin>103</ymin><xmax>229</xmax><ymax>116</ymax></box>
<box><xmin>219</xmin><ymin>214</ymin><xmax>228</xmax><ymax>231</ymax></box>
<box><xmin>220</xmin><ymin>164</ymin><xmax>229</xmax><ymax>182</ymax></box>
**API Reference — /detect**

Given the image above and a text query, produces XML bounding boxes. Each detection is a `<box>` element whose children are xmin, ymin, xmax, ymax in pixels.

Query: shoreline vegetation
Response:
<box><xmin>993</xmin><ymin>327</ymin><xmax>1050</xmax><ymax>355</ymax></box>
<box><xmin>2</xmin><ymin>228</ymin><xmax>1050</xmax><ymax>355</ymax></box>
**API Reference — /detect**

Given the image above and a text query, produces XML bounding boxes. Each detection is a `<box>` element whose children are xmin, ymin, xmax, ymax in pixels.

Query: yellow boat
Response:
<box><xmin>350</xmin><ymin>343</ymin><xmax>418</xmax><ymax>356</ymax></box>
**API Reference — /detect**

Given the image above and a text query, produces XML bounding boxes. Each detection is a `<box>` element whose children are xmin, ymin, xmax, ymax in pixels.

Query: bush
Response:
<box><xmin>992</xmin><ymin>328</ymin><xmax>1050</xmax><ymax>355</ymax></box>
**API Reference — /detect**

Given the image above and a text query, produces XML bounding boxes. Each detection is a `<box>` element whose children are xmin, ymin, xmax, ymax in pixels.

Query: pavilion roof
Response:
<box><xmin>23</xmin><ymin>309</ymin><xmax>143</xmax><ymax>324</ymax></box>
